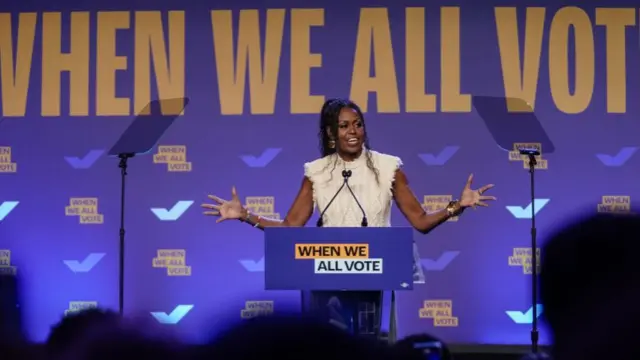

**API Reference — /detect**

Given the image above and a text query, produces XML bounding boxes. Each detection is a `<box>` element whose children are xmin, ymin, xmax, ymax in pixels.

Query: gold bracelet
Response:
<box><xmin>240</xmin><ymin>208</ymin><xmax>251</xmax><ymax>222</ymax></box>
<box><xmin>445</xmin><ymin>200</ymin><xmax>462</xmax><ymax>217</ymax></box>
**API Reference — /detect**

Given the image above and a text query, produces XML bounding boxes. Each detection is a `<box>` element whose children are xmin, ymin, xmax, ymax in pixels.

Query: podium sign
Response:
<box><xmin>264</xmin><ymin>227</ymin><xmax>414</xmax><ymax>291</ymax></box>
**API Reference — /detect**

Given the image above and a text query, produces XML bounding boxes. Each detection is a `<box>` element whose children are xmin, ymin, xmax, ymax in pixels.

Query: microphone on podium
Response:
<box><xmin>316</xmin><ymin>170</ymin><xmax>368</xmax><ymax>227</ymax></box>
<box><xmin>316</xmin><ymin>170</ymin><xmax>349</xmax><ymax>227</ymax></box>
<box><xmin>342</xmin><ymin>170</ymin><xmax>368</xmax><ymax>227</ymax></box>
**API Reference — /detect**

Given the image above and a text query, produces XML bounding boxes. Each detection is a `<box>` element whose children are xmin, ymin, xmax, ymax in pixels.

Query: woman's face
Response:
<box><xmin>334</xmin><ymin>107</ymin><xmax>364</xmax><ymax>156</ymax></box>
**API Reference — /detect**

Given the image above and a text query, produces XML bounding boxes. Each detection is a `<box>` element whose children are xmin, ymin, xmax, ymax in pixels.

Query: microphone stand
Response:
<box><xmin>117</xmin><ymin>153</ymin><xmax>134</xmax><ymax>316</ymax></box>
<box><xmin>517</xmin><ymin>148</ymin><xmax>549</xmax><ymax>360</ymax></box>
<box><xmin>316</xmin><ymin>175</ymin><xmax>348</xmax><ymax>227</ymax></box>
<box><xmin>526</xmin><ymin>152</ymin><xmax>539</xmax><ymax>354</ymax></box>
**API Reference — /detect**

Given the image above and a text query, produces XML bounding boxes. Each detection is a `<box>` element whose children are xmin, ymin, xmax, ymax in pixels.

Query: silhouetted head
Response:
<box><xmin>541</xmin><ymin>211</ymin><xmax>640</xmax><ymax>359</ymax></box>
<box><xmin>393</xmin><ymin>333</ymin><xmax>453</xmax><ymax>360</ymax></box>
<box><xmin>46</xmin><ymin>308</ymin><xmax>120</xmax><ymax>358</ymax></box>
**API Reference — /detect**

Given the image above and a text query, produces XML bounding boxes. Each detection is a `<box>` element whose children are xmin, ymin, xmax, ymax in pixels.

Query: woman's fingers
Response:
<box><xmin>478</xmin><ymin>184</ymin><xmax>495</xmax><ymax>194</ymax></box>
<box><xmin>201</xmin><ymin>204</ymin><xmax>221</xmax><ymax>210</ymax></box>
<box><xmin>208</xmin><ymin>195</ymin><xmax>225</xmax><ymax>204</ymax></box>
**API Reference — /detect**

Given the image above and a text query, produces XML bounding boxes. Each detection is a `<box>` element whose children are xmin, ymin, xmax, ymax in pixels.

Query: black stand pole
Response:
<box><xmin>117</xmin><ymin>153</ymin><xmax>134</xmax><ymax>316</ymax></box>
<box><xmin>528</xmin><ymin>154</ymin><xmax>539</xmax><ymax>354</ymax></box>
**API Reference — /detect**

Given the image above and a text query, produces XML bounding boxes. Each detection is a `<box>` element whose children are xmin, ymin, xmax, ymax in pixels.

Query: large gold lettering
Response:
<box><xmin>350</xmin><ymin>8</ymin><xmax>399</xmax><ymax>113</ymax></box>
<box><xmin>0</xmin><ymin>13</ymin><xmax>36</xmax><ymax>117</ymax></box>
<box><xmin>548</xmin><ymin>7</ymin><xmax>594</xmax><ymax>114</ymax></box>
<box><xmin>41</xmin><ymin>12</ymin><xmax>90</xmax><ymax>116</ymax></box>
<box><xmin>211</xmin><ymin>9</ymin><xmax>285</xmax><ymax>115</ymax></box>
<box><xmin>405</xmin><ymin>8</ymin><xmax>436</xmax><ymax>113</ymax></box>
<box><xmin>440</xmin><ymin>7</ymin><xmax>469</xmax><ymax>112</ymax></box>
<box><xmin>595</xmin><ymin>8</ymin><xmax>635</xmax><ymax>114</ymax></box>
<box><xmin>134</xmin><ymin>11</ymin><xmax>185</xmax><ymax>115</ymax></box>
<box><xmin>290</xmin><ymin>9</ymin><xmax>324</xmax><ymax>114</ymax></box>
<box><xmin>495</xmin><ymin>7</ymin><xmax>545</xmax><ymax>112</ymax></box>
<box><xmin>96</xmin><ymin>11</ymin><xmax>130</xmax><ymax>116</ymax></box>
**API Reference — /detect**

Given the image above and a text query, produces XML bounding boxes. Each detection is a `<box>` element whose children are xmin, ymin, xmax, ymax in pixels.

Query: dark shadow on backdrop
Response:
<box><xmin>473</xmin><ymin>96</ymin><xmax>555</xmax><ymax>154</ymax></box>
<box><xmin>108</xmin><ymin>97</ymin><xmax>190</xmax><ymax>157</ymax></box>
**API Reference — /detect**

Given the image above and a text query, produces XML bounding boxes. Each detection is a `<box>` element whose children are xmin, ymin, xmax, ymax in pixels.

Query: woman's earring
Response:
<box><xmin>328</xmin><ymin>139</ymin><xmax>336</xmax><ymax>149</ymax></box>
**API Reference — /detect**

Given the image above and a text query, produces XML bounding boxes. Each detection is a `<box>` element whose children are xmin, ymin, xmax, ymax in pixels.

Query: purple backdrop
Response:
<box><xmin>0</xmin><ymin>0</ymin><xmax>638</xmax><ymax>345</ymax></box>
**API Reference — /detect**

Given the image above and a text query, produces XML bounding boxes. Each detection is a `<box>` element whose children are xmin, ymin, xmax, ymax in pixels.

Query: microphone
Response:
<box><xmin>342</xmin><ymin>170</ymin><xmax>368</xmax><ymax>227</ymax></box>
<box><xmin>316</xmin><ymin>173</ymin><xmax>348</xmax><ymax>227</ymax></box>
<box><xmin>519</xmin><ymin>147</ymin><xmax>540</xmax><ymax>166</ymax></box>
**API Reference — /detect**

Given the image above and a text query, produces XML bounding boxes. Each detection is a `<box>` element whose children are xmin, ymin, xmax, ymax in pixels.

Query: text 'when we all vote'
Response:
<box><xmin>0</xmin><ymin>7</ymin><xmax>635</xmax><ymax>117</ymax></box>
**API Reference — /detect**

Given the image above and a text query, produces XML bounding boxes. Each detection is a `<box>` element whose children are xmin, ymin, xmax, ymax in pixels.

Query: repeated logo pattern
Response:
<box><xmin>2</xmin><ymin>139</ymin><xmax>636</xmax><ymax>342</ymax></box>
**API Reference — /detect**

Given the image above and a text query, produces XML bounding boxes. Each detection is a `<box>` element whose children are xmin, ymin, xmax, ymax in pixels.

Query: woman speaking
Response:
<box><xmin>202</xmin><ymin>98</ymin><xmax>496</xmax><ymax>336</ymax></box>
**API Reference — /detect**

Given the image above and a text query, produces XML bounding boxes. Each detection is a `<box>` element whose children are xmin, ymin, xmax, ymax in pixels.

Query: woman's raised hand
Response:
<box><xmin>459</xmin><ymin>174</ymin><xmax>496</xmax><ymax>208</ymax></box>
<box><xmin>201</xmin><ymin>186</ymin><xmax>244</xmax><ymax>223</ymax></box>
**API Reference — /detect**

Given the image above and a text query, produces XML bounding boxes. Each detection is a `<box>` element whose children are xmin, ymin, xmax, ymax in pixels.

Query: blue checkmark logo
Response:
<box><xmin>596</xmin><ymin>147</ymin><xmax>637</xmax><ymax>167</ymax></box>
<box><xmin>418</xmin><ymin>146</ymin><xmax>459</xmax><ymax>166</ymax></box>
<box><xmin>64</xmin><ymin>149</ymin><xmax>105</xmax><ymax>169</ymax></box>
<box><xmin>239</xmin><ymin>257</ymin><xmax>265</xmax><ymax>272</ymax></box>
<box><xmin>421</xmin><ymin>251</ymin><xmax>460</xmax><ymax>271</ymax></box>
<box><xmin>506</xmin><ymin>199</ymin><xmax>550</xmax><ymax>219</ymax></box>
<box><xmin>0</xmin><ymin>201</ymin><xmax>19</xmax><ymax>221</ymax></box>
<box><xmin>150</xmin><ymin>305</ymin><xmax>194</xmax><ymax>324</ymax></box>
<box><xmin>63</xmin><ymin>253</ymin><xmax>106</xmax><ymax>273</ymax></box>
<box><xmin>506</xmin><ymin>304</ymin><xmax>543</xmax><ymax>324</ymax></box>
<box><xmin>151</xmin><ymin>201</ymin><xmax>194</xmax><ymax>221</ymax></box>
<box><xmin>240</xmin><ymin>148</ymin><xmax>282</xmax><ymax>168</ymax></box>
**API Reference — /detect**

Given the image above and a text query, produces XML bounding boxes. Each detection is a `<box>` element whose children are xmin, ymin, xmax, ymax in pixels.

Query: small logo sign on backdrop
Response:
<box><xmin>241</xmin><ymin>301</ymin><xmax>274</xmax><ymax>319</ymax></box>
<box><xmin>153</xmin><ymin>145</ymin><xmax>192</xmax><ymax>172</ymax></box>
<box><xmin>245</xmin><ymin>196</ymin><xmax>280</xmax><ymax>219</ymax></box>
<box><xmin>509</xmin><ymin>143</ymin><xmax>548</xmax><ymax>170</ymax></box>
<box><xmin>65</xmin><ymin>301</ymin><xmax>98</xmax><ymax>316</ymax></box>
<box><xmin>150</xmin><ymin>305</ymin><xmax>194</xmax><ymax>325</ymax></box>
<box><xmin>151</xmin><ymin>201</ymin><xmax>194</xmax><ymax>221</ymax></box>
<box><xmin>65</xmin><ymin>198</ymin><xmax>104</xmax><ymax>224</ymax></box>
<box><xmin>506</xmin><ymin>304</ymin><xmax>544</xmax><ymax>324</ymax></box>
<box><xmin>64</xmin><ymin>149</ymin><xmax>104</xmax><ymax>169</ymax></box>
<box><xmin>240</xmin><ymin>148</ymin><xmax>282</xmax><ymax>168</ymax></box>
<box><xmin>152</xmin><ymin>249</ymin><xmax>192</xmax><ymax>276</ymax></box>
<box><xmin>0</xmin><ymin>147</ymin><xmax>17</xmax><ymax>173</ymax></box>
<box><xmin>296</xmin><ymin>244</ymin><xmax>383</xmax><ymax>274</ymax></box>
<box><xmin>419</xmin><ymin>300</ymin><xmax>459</xmax><ymax>327</ymax></box>
<box><xmin>506</xmin><ymin>199</ymin><xmax>550</xmax><ymax>219</ymax></box>
<box><xmin>0</xmin><ymin>250</ymin><xmax>17</xmax><ymax>275</ymax></box>
<box><xmin>0</xmin><ymin>201</ymin><xmax>19</xmax><ymax>221</ymax></box>
<box><xmin>239</xmin><ymin>257</ymin><xmax>265</xmax><ymax>272</ymax></box>
<box><xmin>421</xmin><ymin>251</ymin><xmax>460</xmax><ymax>272</ymax></box>
<box><xmin>508</xmin><ymin>248</ymin><xmax>540</xmax><ymax>275</ymax></box>
<box><xmin>418</xmin><ymin>146</ymin><xmax>459</xmax><ymax>166</ymax></box>
<box><xmin>63</xmin><ymin>253</ymin><xmax>106</xmax><ymax>273</ymax></box>
<box><xmin>596</xmin><ymin>147</ymin><xmax>637</xmax><ymax>167</ymax></box>
<box><xmin>597</xmin><ymin>196</ymin><xmax>631</xmax><ymax>214</ymax></box>
<box><xmin>422</xmin><ymin>196</ymin><xmax>458</xmax><ymax>222</ymax></box>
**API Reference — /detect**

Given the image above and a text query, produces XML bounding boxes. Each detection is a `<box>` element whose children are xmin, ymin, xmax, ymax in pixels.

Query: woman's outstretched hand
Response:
<box><xmin>201</xmin><ymin>186</ymin><xmax>244</xmax><ymax>223</ymax></box>
<box><xmin>459</xmin><ymin>174</ymin><xmax>497</xmax><ymax>208</ymax></box>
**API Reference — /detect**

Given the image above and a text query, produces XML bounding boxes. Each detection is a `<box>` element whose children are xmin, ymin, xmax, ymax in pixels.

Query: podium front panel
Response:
<box><xmin>264</xmin><ymin>227</ymin><xmax>414</xmax><ymax>291</ymax></box>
